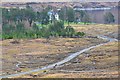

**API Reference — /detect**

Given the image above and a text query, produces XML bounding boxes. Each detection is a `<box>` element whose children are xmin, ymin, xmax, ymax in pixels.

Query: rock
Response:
<box><xmin>10</xmin><ymin>40</ymin><xmax>20</xmax><ymax>44</ymax></box>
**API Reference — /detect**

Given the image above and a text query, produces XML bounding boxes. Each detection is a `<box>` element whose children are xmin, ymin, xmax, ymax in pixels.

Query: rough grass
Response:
<box><xmin>73</xmin><ymin>24</ymin><xmax>118</xmax><ymax>38</ymax></box>
<box><xmin>1</xmin><ymin>24</ymin><xmax>118</xmax><ymax>78</ymax></box>
<box><xmin>40</xmin><ymin>41</ymin><xmax>118</xmax><ymax>78</ymax></box>
<box><xmin>2</xmin><ymin>37</ymin><xmax>105</xmax><ymax>75</ymax></box>
<box><xmin>41</xmin><ymin>71</ymin><xmax>118</xmax><ymax>78</ymax></box>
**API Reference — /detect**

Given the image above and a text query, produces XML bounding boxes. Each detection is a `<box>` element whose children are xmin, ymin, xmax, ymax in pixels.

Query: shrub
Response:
<box><xmin>49</xmin><ymin>21</ymin><xmax>64</xmax><ymax>32</ymax></box>
<box><xmin>75</xmin><ymin>32</ymin><xmax>85</xmax><ymax>37</ymax></box>
<box><xmin>64</xmin><ymin>26</ymin><xmax>75</xmax><ymax>37</ymax></box>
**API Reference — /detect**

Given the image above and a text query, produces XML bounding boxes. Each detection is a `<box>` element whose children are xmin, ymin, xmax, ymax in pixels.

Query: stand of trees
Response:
<box><xmin>104</xmin><ymin>12</ymin><xmax>115</xmax><ymax>24</ymax></box>
<box><xmin>2</xmin><ymin>7</ymin><xmax>86</xmax><ymax>40</ymax></box>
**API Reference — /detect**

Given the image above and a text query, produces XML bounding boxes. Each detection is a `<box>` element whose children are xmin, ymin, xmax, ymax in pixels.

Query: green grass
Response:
<box><xmin>36</xmin><ymin>21</ymin><xmax>93</xmax><ymax>28</ymax></box>
<box><xmin>0</xmin><ymin>33</ymin><xmax>2</xmax><ymax>39</ymax></box>
<box><xmin>63</xmin><ymin>21</ymin><xmax>93</xmax><ymax>26</ymax></box>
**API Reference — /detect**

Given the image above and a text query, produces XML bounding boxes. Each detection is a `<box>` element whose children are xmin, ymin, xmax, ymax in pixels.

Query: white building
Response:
<box><xmin>55</xmin><ymin>13</ymin><xmax>59</xmax><ymax>20</ymax></box>
<box><xmin>48</xmin><ymin>10</ymin><xmax>59</xmax><ymax>21</ymax></box>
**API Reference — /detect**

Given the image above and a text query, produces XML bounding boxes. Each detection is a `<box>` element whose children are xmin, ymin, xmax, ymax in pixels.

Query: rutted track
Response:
<box><xmin>0</xmin><ymin>35</ymin><xmax>118</xmax><ymax>78</ymax></box>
